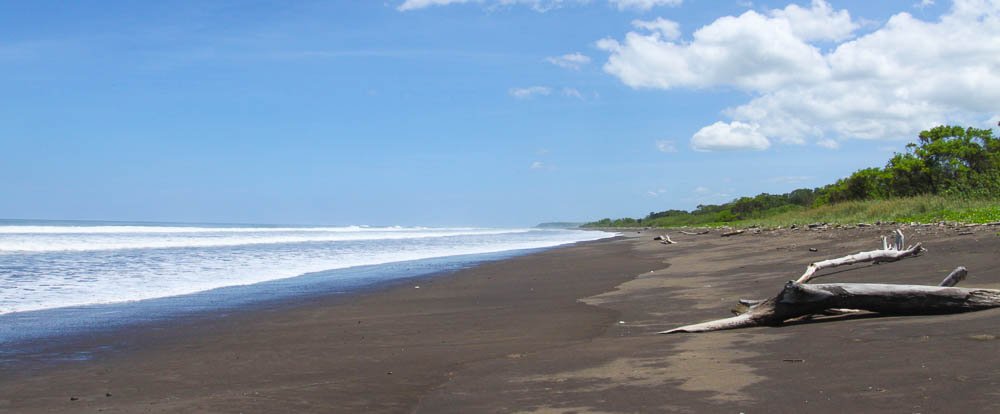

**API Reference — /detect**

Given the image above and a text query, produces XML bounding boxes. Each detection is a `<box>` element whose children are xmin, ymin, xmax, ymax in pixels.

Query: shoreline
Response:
<box><xmin>1</xmin><ymin>236</ymin><xmax>619</xmax><ymax>368</ymax></box>
<box><xmin>5</xmin><ymin>227</ymin><xmax>1000</xmax><ymax>412</ymax></box>
<box><xmin>2</xmin><ymin>235</ymin><xmax>659</xmax><ymax>412</ymax></box>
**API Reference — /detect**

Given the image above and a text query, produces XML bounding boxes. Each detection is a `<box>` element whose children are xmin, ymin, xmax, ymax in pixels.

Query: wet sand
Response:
<box><xmin>3</xmin><ymin>226</ymin><xmax>1000</xmax><ymax>413</ymax></box>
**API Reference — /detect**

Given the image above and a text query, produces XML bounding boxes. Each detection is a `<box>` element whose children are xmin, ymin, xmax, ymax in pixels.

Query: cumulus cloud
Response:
<box><xmin>691</xmin><ymin>121</ymin><xmax>770</xmax><ymax>151</ymax></box>
<box><xmin>509</xmin><ymin>86</ymin><xmax>552</xmax><ymax>98</ymax></box>
<box><xmin>598</xmin><ymin>0</ymin><xmax>1000</xmax><ymax>150</ymax></box>
<box><xmin>598</xmin><ymin>1</ymin><xmax>842</xmax><ymax>92</ymax></box>
<box><xmin>546</xmin><ymin>52</ymin><xmax>591</xmax><ymax>69</ymax></box>
<box><xmin>768</xmin><ymin>0</ymin><xmax>858</xmax><ymax>41</ymax></box>
<box><xmin>609</xmin><ymin>0</ymin><xmax>683</xmax><ymax>11</ymax></box>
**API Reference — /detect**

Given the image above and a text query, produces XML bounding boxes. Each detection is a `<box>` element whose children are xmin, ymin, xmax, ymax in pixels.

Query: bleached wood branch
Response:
<box><xmin>795</xmin><ymin>243</ymin><xmax>924</xmax><ymax>284</ymax></box>
<box><xmin>794</xmin><ymin>230</ymin><xmax>924</xmax><ymax>284</ymax></box>
<box><xmin>654</xmin><ymin>234</ymin><xmax>676</xmax><ymax>244</ymax></box>
<box><xmin>680</xmin><ymin>230</ymin><xmax>710</xmax><ymax>235</ymax></box>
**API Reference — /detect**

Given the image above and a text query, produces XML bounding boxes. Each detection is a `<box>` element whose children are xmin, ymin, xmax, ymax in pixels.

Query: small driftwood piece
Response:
<box><xmin>653</xmin><ymin>234</ymin><xmax>676</xmax><ymax>244</ymax></box>
<box><xmin>938</xmin><ymin>266</ymin><xmax>967</xmax><ymax>287</ymax></box>
<box><xmin>660</xmin><ymin>230</ymin><xmax>999</xmax><ymax>334</ymax></box>
<box><xmin>720</xmin><ymin>229</ymin><xmax>745</xmax><ymax>237</ymax></box>
<box><xmin>680</xmin><ymin>230</ymin><xmax>710</xmax><ymax>236</ymax></box>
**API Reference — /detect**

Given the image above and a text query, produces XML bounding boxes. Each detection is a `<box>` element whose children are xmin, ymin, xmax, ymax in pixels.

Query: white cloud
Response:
<box><xmin>561</xmin><ymin>87</ymin><xmax>584</xmax><ymax>99</ymax></box>
<box><xmin>546</xmin><ymin>52</ymin><xmax>591</xmax><ymax>69</ymax></box>
<box><xmin>509</xmin><ymin>86</ymin><xmax>587</xmax><ymax>100</ymax></box>
<box><xmin>530</xmin><ymin>161</ymin><xmax>555</xmax><ymax>170</ymax></box>
<box><xmin>631</xmin><ymin>17</ymin><xmax>681</xmax><ymax>40</ymax></box>
<box><xmin>691</xmin><ymin>121</ymin><xmax>770</xmax><ymax>151</ymax></box>
<box><xmin>599</xmin><ymin>0</ymin><xmax>1000</xmax><ymax>148</ymax></box>
<box><xmin>685</xmin><ymin>185</ymin><xmax>733</xmax><ymax>204</ymax></box>
<box><xmin>989</xmin><ymin>114</ymin><xmax>1000</xmax><ymax>128</ymax></box>
<box><xmin>655</xmin><ymin>139</ymin><xmax>677</xmax><ymax>152</ymax></box>
<box><xmin>816</xmin><ymin>138</ymin><xmax>839</xmax><ymax>149</ymax></box>
<box><xmin>398</xmin><ymin>0</ymin><xmax>588</xmax><ymax>12</ymax></box>
<box><xmin>610</xmin><ymin>0</ymin><xmax>683</xmax><ymax>11</ymax></box>
<box><xmin>915</xmin><ymin>0</ymin><xmax>935</xmax><ymax>8</ymax></box>
<box><xmin>768</xmin><ymin>0</ymin><xmax>859</xmax><ymax>42</ymax></box>
<box><xmin>398</xmin><ymin>0</ymin><xmax>679</xmax><ymax>12</ymax></box>
<box><xmin>398</xmin><ymin>0</ymin><xmax>470</xmax><ymax>11</ymax></box>
<box><xmin>509</xmin><ymin>86</ymin><xmax>552</xmax><ymax>98</ymax></box>
<box><xmin>647</xmin><ymin>188</ymin><xmax>667</xmax><ymax>197</ymax></box>
<box><xmin>597</xmin><ymin>2</ymin><xmax>839</xmax><ymax>92</ymax></box>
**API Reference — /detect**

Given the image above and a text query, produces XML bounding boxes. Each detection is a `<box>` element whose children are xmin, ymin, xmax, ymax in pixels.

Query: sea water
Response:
<box><xmin>0</xmin><ymin>220</ymin><xmax>612</xmax><ymax>317</ymax></box>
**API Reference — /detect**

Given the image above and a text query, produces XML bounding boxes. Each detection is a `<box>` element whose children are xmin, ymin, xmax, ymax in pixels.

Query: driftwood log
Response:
<box><xmin>654</xmin><ymin>234</ymin><xmax>676</xmax><ymax>244</ymax></box>
<box><xmin>720</xmin><ymin>229</ymin><xmax>745</xmax><ymax>237</ymax></box>
<box><xmin>660</xmin><ymin>230</ymin><xmax>1000</xmax><ymax>334</ymax></box>
<box><xmin>680</xmin><ymin>230</ymin><xmax>710</xmax><ymax>236</ymax></box>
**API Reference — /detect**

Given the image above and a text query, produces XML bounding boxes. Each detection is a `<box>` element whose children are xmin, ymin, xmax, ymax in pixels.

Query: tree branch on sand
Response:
<box><xmin>660</xmin><ymin>230</ymin><xmax>1000</xmax><ymax>334</ymax></box>
<box><xmin>654</xmin><ymin>234</ymin><xmax>676</xmax><ymax>244</ymax></box>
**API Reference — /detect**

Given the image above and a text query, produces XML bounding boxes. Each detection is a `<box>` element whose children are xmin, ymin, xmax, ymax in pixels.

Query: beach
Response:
<box><xmin>4</xmin><ymin>226</ymin><xmax>1000</xmax><ymax>413</ymax></box>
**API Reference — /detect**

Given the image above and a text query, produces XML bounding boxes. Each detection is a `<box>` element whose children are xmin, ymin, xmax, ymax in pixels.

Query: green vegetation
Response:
<box><xmin>584</xmin><ymin>125</ymin><xmax>1000</xmax><ymax>228</ymax></box>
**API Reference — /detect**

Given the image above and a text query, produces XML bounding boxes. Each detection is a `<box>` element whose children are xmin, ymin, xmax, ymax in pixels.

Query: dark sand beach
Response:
<box><xmin>3</xmin><ymin>226</ymin><xmax>1000</xmax><ymax>413</ymax></box>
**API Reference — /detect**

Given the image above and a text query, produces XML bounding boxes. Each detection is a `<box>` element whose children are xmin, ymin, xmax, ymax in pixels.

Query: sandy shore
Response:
<box><xmin>4</xmin><ymin>226</ymin><xmax>1000</xmax><ymax>413</ymax></box>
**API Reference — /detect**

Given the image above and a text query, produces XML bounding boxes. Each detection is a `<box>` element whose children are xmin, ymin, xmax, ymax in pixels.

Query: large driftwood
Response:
<box><xmin>661</xmin><ymin>278</ymin><xmax>1000</xmax><ymax>333</ymax></box>
<box><xmin>660</xmin><ymin>230</ymin><xmax>1000</xmax><ymax>334</ymax></box>
<box><xmin>680</xmin><ymin>230</ymin><xmax>710</xmax><ymax>236</ymax></box>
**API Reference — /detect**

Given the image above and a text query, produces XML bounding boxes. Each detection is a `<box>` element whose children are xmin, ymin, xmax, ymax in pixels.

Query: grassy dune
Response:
<box><xmin>737</xmin><ymin>196</ymin><xmax>1000</xmax><ymax>228</ymax></box>
<box><xmin>600</xmin><ymin>195</ymin><xmax>1000</xmax><ymax>229</ymax></box>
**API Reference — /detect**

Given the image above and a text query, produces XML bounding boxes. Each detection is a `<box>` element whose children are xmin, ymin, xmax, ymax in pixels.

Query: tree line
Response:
<box><xmin>585</xmin><ymin>125</ymin><xmax>1000</xmax><ymax>228</ymax></box>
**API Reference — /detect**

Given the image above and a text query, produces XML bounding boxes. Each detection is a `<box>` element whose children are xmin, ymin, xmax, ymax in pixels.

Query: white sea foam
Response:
<box><xmin>0</xmin><ymin>225</ymin><xmax>427</xmax><ymax>234</ymax></box>
<box><xmin>0</xmin><ymin>226</ymin><xmax>532</xmax><ymax>252</ymax></box>
<box><xmin>0</xmin><ymin>223</ymin><xmax>613</xmax><ymax>315</ymax></box>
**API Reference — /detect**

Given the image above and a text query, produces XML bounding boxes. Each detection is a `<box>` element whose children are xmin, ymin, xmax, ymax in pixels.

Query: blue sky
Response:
<box><xmin>1</xmin><ymin>0</ymin><xmax>996</xmax><ymax>226</ymax></box>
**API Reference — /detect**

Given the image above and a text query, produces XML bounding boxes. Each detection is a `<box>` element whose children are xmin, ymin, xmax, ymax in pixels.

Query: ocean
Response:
<box><xmin>0</xmin><ymin>220</ymin><xmax>613</xmax><ymax>347</ymax></box>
